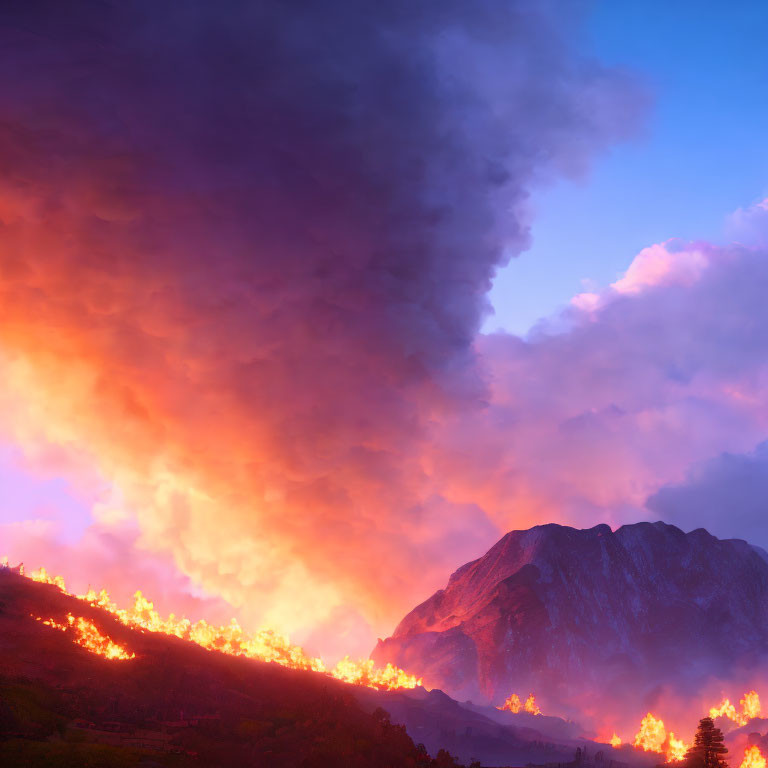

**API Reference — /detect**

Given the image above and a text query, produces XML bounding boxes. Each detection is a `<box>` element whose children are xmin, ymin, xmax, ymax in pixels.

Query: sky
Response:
<box><xmin>487</xmin><ymin>0</ymin><xmax>768</xmax><ymax>334</ymax></box>
<box><xmin>1</xmin><ymin>0</ymin><xmax>768</xmax><ymax>662</ymax></box>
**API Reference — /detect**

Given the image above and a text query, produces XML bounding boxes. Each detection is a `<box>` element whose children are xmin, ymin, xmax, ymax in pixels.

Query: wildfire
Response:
<box><xmin>525</xmin><ymin>693</ymin><xmax>541</xmax><ymax>715</ymax></box>
<box><xmin>634</xmin><ymin>712</ymin><xmax>667</xmax><ymax>753</ymax></box>
<box><xmin>740</xmin><ymin>746</ymin><xmax>767</xmax><ymax>768</ymax></box>
<box><xmin>610</xmin><ymin>734</ymin><xmax>621</xmax><ymax>748</ymax></box>
<box><xmin>496</xmin><ymin>692</ymin><xmax>541</xmax><ymax>715</ymax></box>
<box><xmin>710</xmin><ymin>690</ymin><xmax>762</xmax><ymax>726</ymax></box>
<box><xmin>667</xmin><ymin>732</ymin><xmax>688</xmax><ymax>762</ymax></box>
<box><xmin>35</xmin><ymin>613</ymin><xmax>135</xmax><ymax>660</ymax></box>
<box><xmin>743</xmin><ymin>691</ymin><xmax>762</xmax><ymax>721</ymax></box>
<box><xmin>632</xmin><ymin>712</ymin><xmax>690</xmax><ymax>762</ymax></box>
<box><xmin>19</xmin><ymin>562</ymin><xmax>421</xmax><ymax>691</ymax></box>
<box><xmin>498</xmin><ymin>693</ymin><xmax>522</xmax><ymax>713</ymax></box>
<box><xmin>332</xmin><ymin>657</ymin><xmax>422</xmax><ymax>689</ymax></box>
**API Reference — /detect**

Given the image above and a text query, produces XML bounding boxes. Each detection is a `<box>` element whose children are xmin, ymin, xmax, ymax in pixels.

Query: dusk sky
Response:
<box><xmin>1</xmin><ymin>0</ymin><xmax>768</xmax><ymax>663</ymax></box>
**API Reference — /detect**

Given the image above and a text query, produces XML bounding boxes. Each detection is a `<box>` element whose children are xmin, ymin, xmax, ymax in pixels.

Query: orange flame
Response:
<box><xmin>741</xmin><ymin>746</ymin><xmax>767</xmax><ymax>768</ymax></box>
<box><xmin>634</xmin><ymin>712</ymin><xmax>667</xmax><ymax>754</ymax></box>
<box><xmin>742</xmin><ymin>691</ymin><xmax>762</xmax><ymax>721</ymax></box>
<box><xmin>710</xmin><ymin>691</ymin><xmax>761</xmax><ymax>726</ymax></box>
<box><xmin>632</xmin><ymin>712</ymin><xmax>689</xmax><ymax>762</ymax></box>
<box><xmin>667</xmin><ymin>732</ymin><xmax>689</xmax><ymax>763</ymax></box>
<box><xmin>525</xmin><ymin>693</ymin><xmax>541</xmax><ymax>715</ymax></box>
<box><xmin>496</xmin><ymin>692</ymin><xmax>541</xmax><ymax>715</ymax></box>
<box><xmin>497</xmin><ymin>693</ymin><xmax>522</xmax><ymax>713</ymax></box>
<box><xmin>35</xmin><ymin>613</ymin><xmax>135</xmax><ymax>660</ymax></box>
<box><xmin>610</xmin><ymin>734</ymin><xmax>621</xmax><ymax>748</ymax></box>
<box><xmin>21</xmin><ymin>562</ymin><xmax>421</xmax><ymax>690</ymax></box>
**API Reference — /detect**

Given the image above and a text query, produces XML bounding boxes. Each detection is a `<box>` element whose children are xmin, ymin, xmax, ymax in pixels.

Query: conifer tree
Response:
<box><xmin>684</xmin><ymin>717</ymin><xmax>728</xmax><ymax>768</ymax></box>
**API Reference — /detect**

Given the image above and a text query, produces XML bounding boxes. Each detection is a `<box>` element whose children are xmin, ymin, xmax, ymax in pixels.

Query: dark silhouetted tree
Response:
<box><xmin>684</xmin><ymin>717</ymin><xmax>728</xmax><ymax>768</ymax></box>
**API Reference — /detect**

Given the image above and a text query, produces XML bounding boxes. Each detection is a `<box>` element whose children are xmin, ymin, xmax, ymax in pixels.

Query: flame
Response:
<box><xmin>610</xmin><ymin>734</ymin><xmax>621</xmax><ymax>748</ymax></box>
<box><xmin>330</xmin><ymin>657</ymin><xmax>420</xmax><ymax>689</ymax></box>
<box><xmin>742</xmin><ymin>691</ymin><xmax>762</xmax><ymax>721</ymax></box>
<box><xmin>741</xmin><ymin>746</ymin><xmax>767</xmax><ymax>768</ymax></box>
<box><xmin>29</xmin><ymin>566</ymin><xmax>66</xmax><ymax>592</ymax></box>
<box><xmin>496</xmin><ymin>692</ymin><xmax>541</xmax><ymax>715</ymax></box>
<box><xmin>710</xmin><ymin>691</ymin><xmax>762</xmax><ymax>726</ymax></box>
<box><xmin>710</xmin><ymin>698</ymin><xmax>742</xmax><ymax>724</ymax></box>
<box><xmin>20</xmin><ymin>562</ymin><xmax>421</xmax><ymax>690</ymax></box>
<box><xmin>632</xmin><ymin>713</ymin><xmax>690</xmax><ymax>762</ymax></box>
<box><xmin>667</xmin><ymin>732</ymin><xmax>689</xmax><ymax>762</ymax></box>
<box><xmin>525</xmin><ymin>693</ymin><xmax>541</xmax><ymax>715</ymax></box>
<box><xmin>634</xmin><ymin>713</ymin><xmax>667</xmax><ymax>753</ymax></box>
<box><xmin>35</xmin><ymin>613</ymin><xmax>135</xmax><ymax>660</ymax></box>
<box><xmin>497</xmin><ymin>693</ymin><xmax>522</xmax><ymax>713</ymax></box>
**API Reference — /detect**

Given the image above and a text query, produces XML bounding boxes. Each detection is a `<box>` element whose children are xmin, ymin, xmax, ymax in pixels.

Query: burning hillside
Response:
<box><xmin>3</xmin><ymin>560</ymin><xmax>421</xmax><ymax>691</ymax></box>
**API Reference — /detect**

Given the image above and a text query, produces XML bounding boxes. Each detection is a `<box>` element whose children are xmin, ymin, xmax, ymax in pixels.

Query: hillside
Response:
<box><xmin>0</xmin><ymin>567</ymin><xmax>608</xmax><ymax>767</ymax></box>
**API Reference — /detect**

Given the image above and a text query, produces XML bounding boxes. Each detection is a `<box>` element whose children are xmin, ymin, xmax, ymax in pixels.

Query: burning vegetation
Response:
<box><xmin>741</xmin><ymin>745</ymin><xmax>767</xmax><ymax>768</ymax></box>
<box><xmin>710</xmin><ymin>690</ymin><xmax>762</xmax><ymax>726</ymax></box>
<box><xmin>10</xmin><ymin>559</ymin><xmax>768</xmax><ymax>768</ymax></box>
<box><xmin>35</xmin><ymin>614</ymin><xmax>135</xmax><ymax>660</ymax></box>
<box><xmin>14</xmin><ymin>563</ymin><xmax>421</xmax><ymax>691</ymax></box>
<box><xmin>624</xmin><ymin>690</ymin><xmax>764</xmax><ymax>765</ymax></box>
<box><xmin>496</xmin><ymin>692</ymin><xmax>541</xmax><ymax>715</ymax></box>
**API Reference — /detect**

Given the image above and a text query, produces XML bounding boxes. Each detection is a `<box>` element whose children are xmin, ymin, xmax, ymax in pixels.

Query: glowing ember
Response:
<box><xmin>710</xmin><ymin>691</ymin><xmax>761</xmax><ymax>726</ymax></box>
<box><xmin>21</xmin><ymin>562</ymin><xmax>421</xmax><ymax>691</ymax></box>
<box><xmin>634</xmin><ymin>712</ymin><xmax>667</xmax><ymax>753</ymax></box>
<box><xmin>35</xmin><ymin>613</ymin><xmax>135</xmax><ymax>660</ymax></box>
<box><xmin>741</xmin><ymin>745</ymin><xmax>767</xmax><ymax>768</ymax></box>
<box><xmin>610</xmin><ymin>734</ymin><xmax>621</xmax><ymax>748</ymax></box>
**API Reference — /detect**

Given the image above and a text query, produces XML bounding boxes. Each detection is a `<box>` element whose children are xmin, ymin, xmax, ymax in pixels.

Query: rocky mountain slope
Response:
<box><xmin>371</xmin><ymin>522</ymin><xmax>768</xmax><ymax>719</ymax></box>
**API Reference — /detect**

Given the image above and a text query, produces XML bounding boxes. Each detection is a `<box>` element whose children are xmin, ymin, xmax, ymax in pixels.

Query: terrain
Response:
<box><xmin>372</xmin><ymin>522</ymin><xmax>768</xmax><ymax>721</ymax></box>
<box><xmin>0</xmin><ymin>566</ymin><xmax>621</xmax><ymax>767</ymax></box>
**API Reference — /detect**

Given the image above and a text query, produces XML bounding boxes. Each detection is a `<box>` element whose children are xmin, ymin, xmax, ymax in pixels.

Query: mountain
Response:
<box><xmin>0</xmin><ymin>565</ymin><xmax>620</xmax><ymax>767</ymax></box>
<box><xmin>371</xmin><ymin>521</ymin><xmax>768</xmax><ymax>720</ymax></box>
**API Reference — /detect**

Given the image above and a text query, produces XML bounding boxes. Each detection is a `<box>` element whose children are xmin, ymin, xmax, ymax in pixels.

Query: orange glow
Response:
<box><xmin>610</xmin><ymin>734</ymin><xmax>621</xmax><ymax>748</ymax></box>
<box><xmin>496</xmin><ymin>692</ymin><xmax>541</xmax><ymax>715</ymax></box>
<box><xmin>35</xmin><ymin>613</ymin><xmax>135</xmax><ymax>660</ymax></box>
<box><xmin>740</xmin><ymin>745</ymin><xmax>767</xmax><ymax>768</ymax></box>
<box><xmin>23</xmin><ymin>563</ymin><xmax>421</xmax><ymax>690</ymax></box>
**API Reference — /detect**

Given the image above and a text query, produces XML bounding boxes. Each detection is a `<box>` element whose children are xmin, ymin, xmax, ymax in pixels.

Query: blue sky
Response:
<box><xmin>485</xmin><ymin>0</ymin><xmax>768</xmax><ymax>335</ymax></box>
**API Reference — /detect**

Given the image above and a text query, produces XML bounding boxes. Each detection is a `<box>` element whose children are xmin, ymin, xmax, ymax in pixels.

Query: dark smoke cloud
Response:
<box><xmin>0</xmin><ymin>0</ymin><xmax>641</xmax><ymax>653</ymax></box>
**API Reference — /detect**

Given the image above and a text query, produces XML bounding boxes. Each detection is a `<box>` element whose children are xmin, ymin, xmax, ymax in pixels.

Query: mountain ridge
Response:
<box><xmin>371</xmin><ymin>521</ymin><xmax>768</xmax><ymax>719</ymax></box>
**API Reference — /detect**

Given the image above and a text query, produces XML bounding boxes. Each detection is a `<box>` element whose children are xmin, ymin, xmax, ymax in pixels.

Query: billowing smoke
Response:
<box><xmin>0</xmin><ymin>0</ymin><xmax>641</xmax><ymax>653</ymax></box>
<box><xmin>433</xmin><ymin>228</ymin><xmax>768</xmax><ymax>543</ymax></box>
